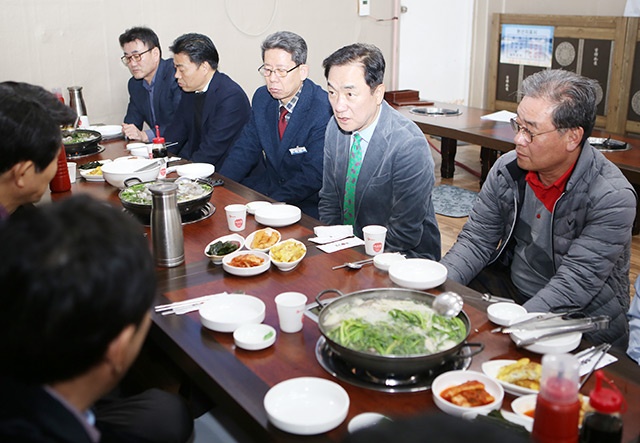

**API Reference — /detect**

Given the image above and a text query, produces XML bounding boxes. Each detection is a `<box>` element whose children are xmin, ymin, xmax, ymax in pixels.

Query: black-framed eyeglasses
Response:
<box><xmin>510</xmin><ymin>118</ymin><xmax>560</xmax><ymax>143</ymax></box>
<box><xmin>257</xmin><ymin>64</ymin><xmax>301</xmax><ymax>78</ymax></box>
<box><xmin>121</xmin><ymin>48</ymin><xmax>153</xmax><ymax>66</ymax></box>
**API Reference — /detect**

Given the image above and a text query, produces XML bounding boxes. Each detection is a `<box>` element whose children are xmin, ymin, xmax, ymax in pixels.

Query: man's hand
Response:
<box><xmin>122</xmin><ymin>123</ymin><xmax>149</xmax><ymax>142</ymax></box>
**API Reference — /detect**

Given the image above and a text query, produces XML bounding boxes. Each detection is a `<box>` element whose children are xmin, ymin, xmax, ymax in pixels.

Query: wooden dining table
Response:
<box><xmin>45</xmin><ymin>138</ymin><xmax>640</xmax><ymax>442</ymax></box>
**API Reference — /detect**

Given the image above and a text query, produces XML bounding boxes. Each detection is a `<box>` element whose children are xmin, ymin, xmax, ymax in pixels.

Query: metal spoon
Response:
<box><xmin>432</xmin><ymin>291</ymin><xmax>464</xmax><ymax>318</ymax></box>
<box><xmin>332</xmin><ymin>258</ymin><xmax>373</xmax><ymax>270</ymax></box>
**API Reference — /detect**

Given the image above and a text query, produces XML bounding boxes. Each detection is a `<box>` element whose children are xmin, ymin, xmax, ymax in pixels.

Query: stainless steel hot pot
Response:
<box><xmin>316</xmin><ymin>288</ymin><xmax>482</xmax><ymax>377</ymax></box>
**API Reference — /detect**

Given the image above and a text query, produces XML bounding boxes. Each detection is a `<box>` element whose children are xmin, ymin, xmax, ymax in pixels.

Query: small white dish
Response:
<box><xmin>487</xmin><ymin>302</ymin><xmax>527</xmax><ymax>326</ymax></box>
<box><xmin>254</xmin><ymin>204</ymin><xmax>301</xmax><ymax>227</ymax></box>
<box><xmin>233</xmin><ymin>323</ymin><xmax>276</xmax><ymax>350</ymax></box>
<box><xmin>204</xmin><ymin>234</ymin><xmax>245</xmax><ymax>265</ymax></box>
<box><xmin>128</xmin><ymin>146</ymin><xmax>151</xmax><ymax>158</ymax></box>
<box><xmin>269</xmin><ymin>239</ymin><xmax>307</xmax><ymax>272</ymax></box>
<box><xmin>481</xmin><ymin>359</ymin><xmax>538</xmax><ymax>396</ymax></box>
<box><xmin>78</xmin><ymin>159</ymin><xmax>112</xmax><ymax>182</ymax></box>
<box><xmin>431</xmin><ymin>370</ymin><xmax>504</xmax><ymax>418</ymax></box>
<box><xmin>176</xmin><ymin>163</ymin><xmax>215</xmax><ymax>179</ymax></box>
<box><xmin>199</xmin><ymin>294</ymin><xmax>266</xmax><ymax>332</ymax></box>
<box><xmin>347</xmin><ymin>413</ymin><xmax>389</xmax><ymax>434</ymax></box>
<box><xmin>510</xmin><ymin>312</ymin><xmax>582</xmax><ymax>354</ymax></box>
<box><xmin>388</xmin><ymin>258</ymin><xmax>447</xmax><ymax>290</ymax></box>
<box><xmin>510</xmin><ymin>394</ymin><xmax>536</xmax><ymax>426</ymax></box>
<box><xmin>245</xmin><ymin>228</ymin><xmax>281</xmax><ymax>252</ymax></box>
<box><xmin>222</xmin><ymin>251</ymin><xmax>271</xmax><ymax>277</ymax></box>
<box><xmin>264</xmin><ymin>377</ymin><xmax>350</xmax><ymax>435</ymax></box>
<box><xmin>373</xmin><ymin>252</ymin><xmax>406</xmax><ymax>272</ymax></box>
<box><xmin>246</xmin><ymin>201</ymin><xmax>272</xmax><ymax>215</ymax></box>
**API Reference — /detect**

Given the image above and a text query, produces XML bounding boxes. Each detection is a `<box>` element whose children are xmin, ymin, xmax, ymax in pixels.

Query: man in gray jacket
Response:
<box><xmin>441</xmin><ymin>69</ymin><xmax>636</xmax><ymax>348</ymax></box>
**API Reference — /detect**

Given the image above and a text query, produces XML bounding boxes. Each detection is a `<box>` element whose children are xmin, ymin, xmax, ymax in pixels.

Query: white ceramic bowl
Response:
<box><xmin>254</xmin><ymin>204</ymin><xmax>301</xmax><ymax>227</ymax></box>
<box><xmin>373</xmin><ymin>252</ymin><xmax>406</xmax><ymax>272</ymax></box>
<box><xmin>222</xmin><ymin>251</ymin><xmax>271</xmax><ymax>277</ymax></box>
<box><xmin>269</xmin><ymin>239</ymin><xmax>307</xmax><ymax>271</ymax></box>
<box><xmin>246</xmin><ymin>201</ymin><xmax>272</xmax><ymax>215</ymax></box>
<box><xmin>245</xmin><ymin>228</ymin><xmax>282</xmax><ymax>252</ymax></box>
<box><xmin>431</xmin><ymin>370</ymin><xmax>504</xmax><ymax>417</ymax></box>
<box><xmin>510</xmin><ymin>312</ymin><xmax>582</xmax><ymax>354</ymax></box>
<box><xmin>511</xmin><ymin>394</ymin><xmax>536</xmax><ymax>425</ymax></box>
<box><xmin>128</xmin><ymin>146</ymin><xmax>151</xmax><ymax>158</ymax></box>
<box><xmin>388</xmin><ymin>258</ymin><xmax>447</xmax><ymax>290</ymax></box>
<box><xmin>100</xmin><ymin>158</ymin><xmax>160</xmax><ymax>188</ymax></box>
<box><xmin>264</xmin><ymin>377</ymin><xmax>350</xmax><ymax>435</ymax></box>
<box><xmin>204</xmin><ymin>234</ymin><xmax>245</xmax><ymax>265</ymax></box>
<box><xmin>233</xmin><ymin>323</ymin><xmax>276</xmax><ymax>350</ymax></box>
<box><xmin>176</xmin><ymin>163</ymin><xmax>215</xmax><ymax>179</ymax></box>
<box><xmin>199</xmin><ymin>294</ymin><xmax>266</xmax><ymax>332</ymax></box>
<box><xmin>487</xmin><ymin>302</ymin><xmax>527</xmax><ymax>326</ymax></box>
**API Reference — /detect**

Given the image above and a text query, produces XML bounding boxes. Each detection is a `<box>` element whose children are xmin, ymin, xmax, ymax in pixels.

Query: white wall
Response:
<box><xmin>0</xmin><ymin>0</ymin><xmax>396</xmax><ymax>125</ymax></box>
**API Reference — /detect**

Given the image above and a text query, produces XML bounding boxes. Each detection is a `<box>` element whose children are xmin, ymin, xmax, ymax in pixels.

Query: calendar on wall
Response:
<box><xmin>488</xmin><ymin>14</ymin><xmax>632</xmax><ymax>134</ymax></box>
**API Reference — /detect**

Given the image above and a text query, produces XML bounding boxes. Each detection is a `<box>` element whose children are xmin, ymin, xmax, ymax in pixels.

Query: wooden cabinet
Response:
<box><xmin>487</xmin><ymin>14</ymin><xmax>638</xmax><ymax>135</ymax></box>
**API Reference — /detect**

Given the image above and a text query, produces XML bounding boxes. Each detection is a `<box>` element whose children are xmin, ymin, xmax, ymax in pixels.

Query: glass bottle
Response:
<box><xmin>532</xmin><ymin>353</ymin><xmax>581</xmax><ymax>443</ymax></box>
<box><xmin>579</xmin><ymin>370</ymin><xmax>625</xmax><ymax>443</ymax></box>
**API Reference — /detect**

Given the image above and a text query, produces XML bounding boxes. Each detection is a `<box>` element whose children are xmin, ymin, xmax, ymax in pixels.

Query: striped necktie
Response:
<box><xmin>343</xmin><ymin>133</ymin><xmax>363</xmax><ymax>225</ymax></box>
<box><xmin>278</xmin><ymin>106</ymin><xmax>288</xmax><ymax>139</ymax></box>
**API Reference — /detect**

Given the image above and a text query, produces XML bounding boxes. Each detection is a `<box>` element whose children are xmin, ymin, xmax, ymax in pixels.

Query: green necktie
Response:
<box><xmin>343</xmin><ymin>133</ymin><xmax>363</xmax><ymax>225</ymax></box>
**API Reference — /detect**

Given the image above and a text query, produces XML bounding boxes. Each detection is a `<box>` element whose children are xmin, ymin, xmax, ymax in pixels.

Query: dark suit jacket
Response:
<box><xmin>319</xmin><ymin>101</ymin><xmax>441</xmax><ymax>259</ymax></box>
<box><xmin>0</xmin><ymin>376</ymin><xmax>145</xmax><ymax>443</ymax></box>
<box><xmin>219</xmin><ymin>79</ymin><xmax>332</xmax><ymax>218</ymax></box>
<box><xmin>123</xmin><ymin>58</ymin><xmax>182</xmax><ymax>137</ymax></box>
<box><xmin>164</xmin><ymin>71</ymin><xmax>250</xmax><ymax>167</ymax></box>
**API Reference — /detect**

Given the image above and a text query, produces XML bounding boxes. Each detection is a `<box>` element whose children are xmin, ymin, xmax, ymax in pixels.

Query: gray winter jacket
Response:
<box><xmin>441</xmin><ymin>143</ymin><xmax>636</xmax><ymax>346</ymax></box>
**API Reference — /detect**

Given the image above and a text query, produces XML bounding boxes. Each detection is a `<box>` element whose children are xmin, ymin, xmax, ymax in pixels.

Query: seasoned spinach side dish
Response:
<box><xmin>207</xmin><ymin>240</ymin><xmax>240</xmax><ymax>256</ymax></box>
<box><xmin>324</xmin><ymin>298</ymin><xmax>466</xmax><ymax>356</ymax></box>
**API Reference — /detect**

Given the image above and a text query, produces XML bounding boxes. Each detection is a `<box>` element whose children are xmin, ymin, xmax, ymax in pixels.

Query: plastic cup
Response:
<box><xmin>274</xmin><ymin>292</ymin><xmax>307</xmax><ymax>333</ymax></box>
<box><xmin>362</xmin><ymin>225</ymin><xmax>387</xmax><ymax>256</ymax></box>
<box><xmin>225</xmin><ymin>204</ymin><xmax>247</xmax><ymax>232</ymax></box>
<box><xmin>67</xmin><ymin>162</ymin><xmax>77</xmax><ymax>184</ymax></box>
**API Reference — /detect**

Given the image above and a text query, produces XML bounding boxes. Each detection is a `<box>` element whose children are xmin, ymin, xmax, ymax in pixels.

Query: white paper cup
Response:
<box><xmin>67</xmin><ymin>162</ymin><xmax>77</xmax><ymax>184</ymax></box>
<box><xmin>225</xmin><ymin>204</ymin><xmax>247</xmax><ymax>232</ymax></box>
<box><xmin>274</xmin><ymin>292</ymin><xmax>307</xmax><ymax>333</ymax></box>
<box><xmin>362</xmin><ymin>225</ymin><xmax>387</xmax><ymax>256</ymax></box>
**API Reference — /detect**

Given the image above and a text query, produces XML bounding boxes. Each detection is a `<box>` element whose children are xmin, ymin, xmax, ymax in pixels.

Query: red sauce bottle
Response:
<box><xmin>579</xmin><ymin>370</ymin><xmax>625</xmax><ymax>443</ymax></box>
<box><xmin>49</xmin><ymin>148</ymin><xmax>71</xmax><ymax>193</ymax></box>
<box><xmin>532</xmin><ymin>353</ymin><xmax>581</xmax><ymax>443</ymax></box>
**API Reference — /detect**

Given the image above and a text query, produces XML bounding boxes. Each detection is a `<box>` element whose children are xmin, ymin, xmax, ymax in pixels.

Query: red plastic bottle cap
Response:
<box><xmin>153</xmin><ymin>136</ymin><xmax>165</xmax><ymax>144</ymax></box>
<box><xmin>589</xmin><ymin>370</ymin><xmax>624</xmax><ymax>413</ymax></box>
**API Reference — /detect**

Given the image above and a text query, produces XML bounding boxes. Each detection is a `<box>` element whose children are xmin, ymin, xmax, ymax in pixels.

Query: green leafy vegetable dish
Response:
<box><xmin>324</xmin><ymin>298</ymin><xmax>466</xmax><ymax>356</ymax></box>
<box><xmin>207</xmin><ymin>240</ymin><xmax>240</xmax><ymax>256</ymax></box>
<box><xmin>120</xmin><ymin>181</ymin><xmax>212</xmax><ymax>206</ymax></box>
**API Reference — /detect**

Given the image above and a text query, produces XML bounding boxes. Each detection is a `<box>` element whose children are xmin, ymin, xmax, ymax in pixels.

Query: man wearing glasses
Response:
<box><xmin>219</xmin><ymin>31</ymin><xmax>332</xmax><ymax>218</ymax></box>
<box><xmin>441</xmin><ymin>69</ymin><xmax>636</xmax><ymax>349</ymax></box>
<box><xmin>119</xmin><ymin>27</ymin><xmax>182</xmax><ymax>142</ymax></box>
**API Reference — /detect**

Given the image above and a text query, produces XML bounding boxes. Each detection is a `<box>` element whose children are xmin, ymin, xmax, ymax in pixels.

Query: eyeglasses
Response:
<box><xmin>121</xmin><ymin>48</ymin><xmax>153</xmax><ymax>66</ymax></box>
<box><xmin>257</xmin><ymin>64</ymin><xmax>301</xmax><ymax>78</ymax></box>
<box><xmin>510</xmin><ymin>118</ymin><xmax>560</xmax><ymax>143</ymax></box>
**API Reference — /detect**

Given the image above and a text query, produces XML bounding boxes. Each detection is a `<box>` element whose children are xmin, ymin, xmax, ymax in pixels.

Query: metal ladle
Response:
<box><xmin>432</xmin><ymin>291</ymin><xmax>464</xmax><ymax>318</ymax></box>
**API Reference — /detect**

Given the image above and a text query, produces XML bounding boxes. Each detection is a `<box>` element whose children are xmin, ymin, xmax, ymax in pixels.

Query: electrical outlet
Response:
<box><xmin>358</xmin><ymin>0</ymin><xmax>370</xmax><ymax>16</ymax></box>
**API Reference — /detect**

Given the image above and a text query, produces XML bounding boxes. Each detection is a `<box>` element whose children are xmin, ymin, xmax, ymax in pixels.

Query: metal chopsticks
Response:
<box><xmin>579</xmin><ymin>343</ymin><xmax>612</xmax><ymax>389</ymax></box>
<box><xmin>154</xmin><ymin>292</ymin><xmax>227</xmax><ymax>315</ymax></box>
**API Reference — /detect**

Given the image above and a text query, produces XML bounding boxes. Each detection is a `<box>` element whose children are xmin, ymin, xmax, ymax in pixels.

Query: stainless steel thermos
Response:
<box><xmin>67</xmin><ymin>86</ymin><xmax>89</xmax><ymax>127</ymax></box>
<box><xmin>150</xmin><ymin>183</ymin><xmax>184</xmax><ymax>267</ymax></box>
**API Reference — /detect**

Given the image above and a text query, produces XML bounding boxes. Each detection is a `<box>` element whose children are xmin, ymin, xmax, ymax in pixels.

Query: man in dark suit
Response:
<box><xmin>219</xmin><ymin>31</ymin><xmax>332</xmax><ymax>218</ymax></box>
<box><xmin>119</xmin><ymin>27</ymin><xmax>182</xmax><ymax>142</ymax></box>
<box><xmin>319</xmin><ymin>43</ymin><xmax>441</xmax><ymax>259</ymax></box>
<box><xmin>164</xmin><ymin>33</ymin><xmax>250</xmax><ymax>167</ymax></box>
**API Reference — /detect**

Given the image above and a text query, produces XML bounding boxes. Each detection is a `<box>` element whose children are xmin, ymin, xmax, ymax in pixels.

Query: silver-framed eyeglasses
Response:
<box><xmin>510</xmin><ymin>118</ymin><xmax>560</xmax><ymax>143</ymax></box>
<box><xmin>257</xmin><ymin>64</ymin><xmax>301</xmax><ymax>78</ymax></box>
<box><xmin>121</xmin><ymin>48</ymin><xmax>153</xmax><ymax>65</ymax></box>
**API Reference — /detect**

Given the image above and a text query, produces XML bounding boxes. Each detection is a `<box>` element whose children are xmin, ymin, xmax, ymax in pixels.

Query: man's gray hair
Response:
<box><xmin>261</xmin><ymin>31</ymin><xmax>307</xmax><ymax>65</ymax></box>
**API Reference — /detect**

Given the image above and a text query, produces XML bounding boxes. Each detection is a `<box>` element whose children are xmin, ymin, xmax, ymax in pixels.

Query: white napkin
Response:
<box><xmin>316</xmin><ymin>236</ymin><xmax>365</xmax><ymax>253</ymax></box>
<box><xmin>578</xmin><ymin>353</ymin><xmax>617</xmax><ymax>376</ymax></box>
<box><xmin>310</xmin><ymin>225</ymin><xmax>354</xmax><ymax>245</ymax></box>
<box><xmin>480</xmin><ymin>110</ymin><xmax>517</xmax><ymax>122</ymax></box>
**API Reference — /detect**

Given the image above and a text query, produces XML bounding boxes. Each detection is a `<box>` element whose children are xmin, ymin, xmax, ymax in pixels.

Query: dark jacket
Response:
<box><xmin>219</xmin><ymin>79</ymin><xmax>332</xmax><ymax>218</ymax></box>
<box><xmin>164</xmin><ymin>71</ymin><xmax>250</xmax><ymax>168</ymax></box>
<box><xmin>123</xmin><ymin>58</ymin><xmax>182</xmax><ymax>137</ymax></box>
